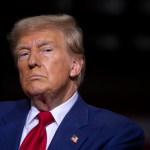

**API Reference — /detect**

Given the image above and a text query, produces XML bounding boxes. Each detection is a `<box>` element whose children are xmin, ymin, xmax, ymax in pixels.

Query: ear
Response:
<box><xmin>70</xmin><ymin>57</ymin><xmax>84</xmax><ymax>78</ymax></box>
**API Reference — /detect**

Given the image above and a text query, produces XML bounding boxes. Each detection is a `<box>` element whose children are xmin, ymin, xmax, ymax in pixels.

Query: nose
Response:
<box><xmin>28</xmin><ymin>52</ymin><xmax>41</xmax><ymax>68</ymax></box>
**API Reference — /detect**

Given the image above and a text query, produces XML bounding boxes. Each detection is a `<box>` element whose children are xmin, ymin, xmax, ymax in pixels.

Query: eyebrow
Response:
<box><xmin>16</xmin><ymin>40</ymin><xmax>56</xmax><ymax>51</ymax></box>
<box><xmin>15</xmin><ymin>44</ymin><xmax>29</xmax><ymax>52</ymax></box>
<box><xmin>36</xmin><ymin>40</ymin><xmax>55</xmax><ymax>47</ymax></box>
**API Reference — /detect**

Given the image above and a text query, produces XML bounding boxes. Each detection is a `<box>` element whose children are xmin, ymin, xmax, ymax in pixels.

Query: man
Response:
<box><xmin>0</xmin><ymin>14</ymin><xmax>144</xmax><ymax>150</ymax></box>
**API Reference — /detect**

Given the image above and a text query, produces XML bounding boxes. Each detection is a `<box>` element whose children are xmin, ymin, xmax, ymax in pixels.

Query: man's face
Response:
<box><xmin>16</xmin><ymin>29</ymin><xmax>74</xmax><ymax>97</ymax></box>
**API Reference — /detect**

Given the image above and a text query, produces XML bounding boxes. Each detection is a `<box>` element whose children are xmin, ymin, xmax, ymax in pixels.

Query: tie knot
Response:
<box><xmin>37</xmin><ymin>111</ymin><xmax>54</xmax><ymax>126</ymax></box>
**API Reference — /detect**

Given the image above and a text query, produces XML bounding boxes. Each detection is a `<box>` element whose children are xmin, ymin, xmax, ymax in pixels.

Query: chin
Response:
<box><xmin>25</xmin><ymin>86</ymin><xmax>48</xmax><ymax>97</ymax></box>
<box><xmin>24</xmin><ymin>82</ymin><xmax>48</xmax><ymax>94</ymax></box>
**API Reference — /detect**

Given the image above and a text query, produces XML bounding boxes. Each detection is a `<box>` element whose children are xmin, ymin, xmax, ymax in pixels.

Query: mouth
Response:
<box><xmin>28</xmin><ymin>75</ymin><xmax>46</xmax><ymax>80</ymax></box>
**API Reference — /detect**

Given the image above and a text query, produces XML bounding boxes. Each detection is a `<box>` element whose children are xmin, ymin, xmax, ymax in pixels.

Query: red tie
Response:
<box><xmin>19</xmin><ymin>111</ymin><xmax>54</xmax><ymax>150</ymax></box>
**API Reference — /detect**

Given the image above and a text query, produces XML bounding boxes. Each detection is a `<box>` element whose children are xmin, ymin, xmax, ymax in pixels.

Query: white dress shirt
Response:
<box><xmin>20</xmin><ymin>91</ymin><xmax>78</xmax><ymax>149</ymax></box>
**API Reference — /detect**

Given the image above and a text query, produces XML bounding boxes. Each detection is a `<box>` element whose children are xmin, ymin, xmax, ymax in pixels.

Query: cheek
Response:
<box><xmin>17</xmin><ymin>63</ymin><xmax>27</xmax><ymax>82</ymax></box>
<box><xmin>45</xmin><ymin>57</ymin><xmax>71</xmax><ymax>79</ymax></box>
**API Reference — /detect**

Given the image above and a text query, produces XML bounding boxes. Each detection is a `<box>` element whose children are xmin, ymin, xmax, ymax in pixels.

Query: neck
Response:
<box><xmin>30</xmin><ymin>87</ymin><xmax>77</xmax><ymax>111</ymax></box>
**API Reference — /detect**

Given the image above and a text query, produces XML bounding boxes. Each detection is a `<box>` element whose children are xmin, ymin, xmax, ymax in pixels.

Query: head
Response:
<box><xmin>8</xmin><ymin>14</ymin><xmax>85</xmax><ymax>103</ymax></box>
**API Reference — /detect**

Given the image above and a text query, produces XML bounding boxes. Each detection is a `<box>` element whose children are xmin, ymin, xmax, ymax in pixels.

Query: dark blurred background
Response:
<box><xmin>0</xmin><ymin>0</ymin><xmax>150</xmax><ymax>149</ymax></box>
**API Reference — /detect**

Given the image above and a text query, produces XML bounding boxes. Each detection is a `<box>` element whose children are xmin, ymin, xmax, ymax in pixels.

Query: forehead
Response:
<box><xmin>17</xmin><ymin>28</ymin><xmax>65</xmax><ymax>47</ymax></box>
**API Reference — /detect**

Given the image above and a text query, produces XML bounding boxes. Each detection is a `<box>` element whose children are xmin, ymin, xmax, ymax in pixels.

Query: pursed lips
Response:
<box><xmin>27</xmin><ymin>74</ymin><xmax>46</xmax><ymax>80</ymax></box>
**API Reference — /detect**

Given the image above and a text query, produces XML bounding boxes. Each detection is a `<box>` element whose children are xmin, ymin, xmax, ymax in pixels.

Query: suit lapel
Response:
<box><xmin>48</xmin><ymin>96</ymin><xmax>89</xmax><ymax>150</ymax></box>
<box><xmin>0</xmin><ymin>99</ymin><xmax>30</xmax><ymax>150</ymax></box>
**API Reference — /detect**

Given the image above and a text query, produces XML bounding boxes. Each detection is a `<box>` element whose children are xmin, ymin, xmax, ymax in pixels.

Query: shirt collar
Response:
<box><xmin>51</xmin><ymin>91</ymin><xmax>78</xmax><ymax>125</ymax></box>
<box><xmin>26</xmin><ymin>91</ymin><xmax>78</xmax><ymax>126</ymax></box>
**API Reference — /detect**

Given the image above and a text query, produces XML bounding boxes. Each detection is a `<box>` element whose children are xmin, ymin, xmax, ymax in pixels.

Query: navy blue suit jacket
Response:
<box><xmin>0</xmin><ymin>95</ymin><xmax>144</xmax><ymax>150</ymax></box>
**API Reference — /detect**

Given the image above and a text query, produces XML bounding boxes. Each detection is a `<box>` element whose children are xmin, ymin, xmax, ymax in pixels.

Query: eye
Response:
<box><xmin>43</xmin><ymin>48</ymin><xmax>52</xmax><ymax>53</ymax></box>
<box><xmin>17</xmin><ymin>50</ymin><xmax>30</xmax><ymax>61</ymax></box>
<box><xmin>42</xmin><ymin>48</ymin><xmax>53</xmax><ymax>56</ymax></box>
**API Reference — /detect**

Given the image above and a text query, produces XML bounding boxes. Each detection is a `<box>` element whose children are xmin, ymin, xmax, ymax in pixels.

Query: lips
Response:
<box><xmin>28</xmin><ymin>74</ymin><xmax>46</xmax><ymax>80</ymax></box>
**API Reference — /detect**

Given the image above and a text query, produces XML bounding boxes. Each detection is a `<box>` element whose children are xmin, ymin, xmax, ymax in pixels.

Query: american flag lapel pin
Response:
<box><xmin>71</xmin><ymin>134</ymin><xmax>79</xmax><ymax>143</ymax></box>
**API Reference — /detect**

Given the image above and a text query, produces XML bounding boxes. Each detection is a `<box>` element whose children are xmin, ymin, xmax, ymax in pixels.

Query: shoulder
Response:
<box><xmin>87</xmin><ymin>103</ymin><xmax>129</xmax><ymax>121</ymax></box>
<box><xmin>85</xmin><ymin>104</ymin><xmax>145</xmax><ymax>149</ymax></box>
<box><xmin>76</xmin><ymin>95</ymin><xmax>145</xmax><ymax>149</ymax></box>
<box><xmin>0</xmin><ymin>99</ymin><xmax>29</xmax><ymax>108</ymax></box>
<box><xmin>87</xmin><ymin>103</ymin><xmax>143</xmax><ymax>131</ymax></box>
<box><xmin>78</xmin><ymin>94</ymin><xmax>140</xmax><ymax>128</ymax></box>
<box><xmin>0</xmin><ymin>99</ymin><xmax>30</xmax><ymax>117</ymax></box>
